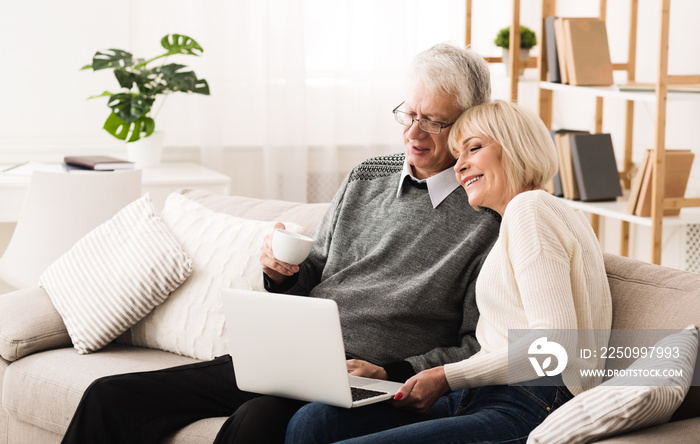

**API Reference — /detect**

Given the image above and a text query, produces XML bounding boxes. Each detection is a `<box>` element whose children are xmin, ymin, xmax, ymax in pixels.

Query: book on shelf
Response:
<box><xmin>626</xmin><ymin>149</ymin><xmax>651</xmax><ymax>214</ymax></box>
<box><xmin>553</xmin><ymin>18</ymin><xmax>570</xmax><ymax>84</ymax></box>
<box><xmin>544</xmin><ymin>16</ymin><xmax>561</xmax><ymax>83</ymax></box>
<box><xmin>547</xmin><ymin>171</ymin><xmax>563</xmax><ymax>197</ymax></box>
<box><xmin>549</xmin><ymin>129</ymin><xmax>583</xmax><ymax>197</ymax></box>
<box><xmin>554</xmin><ymin>133</ymin><xmax>571</xmax><ymax>198</ymax></box>
<box><xmin>617</xmin><ymin>81</ymin><xmax>700</xmax><ymax>93</ymax></box>
<box><xmin>64</xmin><ymin>155</ymin><xmax>134</xmax><ymax>171</ymax></box>
<box><xmin>634</xmin><ymin>149</ymin><xmax>695</xmax><ymax>217</ymax></box>
<box><xmin>557</xmin><ymin>17</ymin><xmax>614</xmax><ymax>86</ymax></box>
<box><xmin>554</xmin><ymin>130</ymin><xmax>589</xmax><ymax>200</ymax></box>
<box><xmin>568</xmin><ymin>133</ymin><xmax>622</xmax><ymax>202</ymax></box>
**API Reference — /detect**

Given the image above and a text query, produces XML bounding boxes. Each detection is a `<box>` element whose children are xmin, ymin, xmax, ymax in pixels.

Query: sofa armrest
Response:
<box><xmin>0</xmin><ymin>287</ymin><xmax>71</xmax><ymax>361</ymax></box>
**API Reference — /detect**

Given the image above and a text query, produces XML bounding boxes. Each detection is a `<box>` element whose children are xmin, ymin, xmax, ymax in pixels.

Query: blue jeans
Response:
<box><xmin>285</xmin><ymin>378</ymin><xmax>573</xmax><ymax>444</ymax></box>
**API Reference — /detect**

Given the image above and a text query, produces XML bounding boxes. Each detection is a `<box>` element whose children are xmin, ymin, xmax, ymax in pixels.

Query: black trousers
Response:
<box><xmin>61</xmin><ymin>355</ymin><xmax>307</xmax><ymax>444</ymax></box>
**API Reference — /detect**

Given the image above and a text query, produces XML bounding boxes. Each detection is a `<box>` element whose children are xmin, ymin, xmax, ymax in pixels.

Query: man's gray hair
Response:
<box><xmin>408</xmin><ymin>42</ymin><xmax>491</xmax><ymax>111</ymax></box>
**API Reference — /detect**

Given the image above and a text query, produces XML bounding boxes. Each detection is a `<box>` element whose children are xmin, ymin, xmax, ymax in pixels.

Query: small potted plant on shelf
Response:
<box><xmin>82</xmin><ymin>33</ymin><xmax>210</xmax><ymax>166</ymax></box>
<box><xmin>494</xmin><ymin>25</ymin><xmax>537</xmax><ymax>76</ymax></box>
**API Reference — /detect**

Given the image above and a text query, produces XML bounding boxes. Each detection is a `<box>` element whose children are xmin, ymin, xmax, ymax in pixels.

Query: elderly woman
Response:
<box><xmin>285</xmin><ymin>100</ymin><xmax>613</xmax><ymax>444</ymax></box>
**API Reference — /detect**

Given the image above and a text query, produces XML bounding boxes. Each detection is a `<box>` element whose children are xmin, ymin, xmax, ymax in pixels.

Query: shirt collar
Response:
<box><xmin>396</xmin><ymin>160</ymin><xmax>461</xmax><ymax>208</ymax></box>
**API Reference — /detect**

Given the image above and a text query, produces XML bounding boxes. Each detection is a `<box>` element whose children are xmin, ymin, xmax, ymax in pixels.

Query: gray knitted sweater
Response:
<box><xmin>272</xmin><ymin>154</ymin><xmax>500</xmax><ymax>379</ymax></box>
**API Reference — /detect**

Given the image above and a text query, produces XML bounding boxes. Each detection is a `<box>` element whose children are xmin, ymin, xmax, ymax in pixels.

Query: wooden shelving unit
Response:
<box><xmin>537</xmin><ymin>0</ymin><xmax>700</xmax><ymax>265</ymax></box>
<box><xmin>467</xmin><ymin>0</ymin><xmax>700</xmax><ymax>265</ymax></box>
<box><xmin>464</xmin><ymin>0</ymin><xmax>537</xmax><ymax>103</ymax></box>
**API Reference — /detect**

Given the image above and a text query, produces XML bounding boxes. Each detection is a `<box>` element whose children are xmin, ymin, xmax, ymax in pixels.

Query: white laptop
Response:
<box><xmin>221</xmin><ymin>288</ymin><xmax>404</xmax><ymax>408</ymax></box>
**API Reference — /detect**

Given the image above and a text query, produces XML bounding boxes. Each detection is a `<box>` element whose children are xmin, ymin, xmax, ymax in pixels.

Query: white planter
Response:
<box><xmin>502</xmin><ymin>48</ymin><xmax>530</xmax><ymax>77</ymax></box>
<box><xmin>126</xmin><ymin>131</ymin><xmax>165</xmax><ymax>168</ymax></box>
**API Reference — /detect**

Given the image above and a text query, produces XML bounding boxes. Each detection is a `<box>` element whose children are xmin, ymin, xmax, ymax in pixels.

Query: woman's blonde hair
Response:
<box><xmin>448</xmin><ymin>100</ymin><xmax>558</xmax><ymax>197</ymax></box>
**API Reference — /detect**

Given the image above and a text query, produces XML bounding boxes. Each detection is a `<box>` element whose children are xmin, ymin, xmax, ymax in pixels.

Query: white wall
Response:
<box><xmin>3</xmin><ymin>1</ymin><xmax>698</xmax><ymax>177</ymax></box>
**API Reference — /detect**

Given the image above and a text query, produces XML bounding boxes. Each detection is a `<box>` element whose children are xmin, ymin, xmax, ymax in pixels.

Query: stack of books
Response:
<box><xmin>626</xmin><ymin>149</ymin><xmax>695</xmax><ymax>217</ymax></box>
<box><xmin>543</xmin><ymin>16</ymin><xmax>614</xmax><ymax>86</ymax></box>
<box><xmin>549</xmin><ymin>130</ymin><xmax>623</xmax><ymax>202</ymax></box>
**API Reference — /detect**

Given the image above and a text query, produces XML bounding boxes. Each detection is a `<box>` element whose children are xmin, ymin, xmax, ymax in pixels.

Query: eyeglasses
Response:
<box><xmin>392</xmin><ymin>101</ymin><xmax>455</xmax><ymax>135</ymax></box>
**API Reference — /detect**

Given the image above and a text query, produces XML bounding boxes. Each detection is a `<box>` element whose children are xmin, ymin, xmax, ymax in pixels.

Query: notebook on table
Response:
<box><xmin>220</xmin><ymin>288</ymin><xmax>404</xmax><ymax>408</ymax></box>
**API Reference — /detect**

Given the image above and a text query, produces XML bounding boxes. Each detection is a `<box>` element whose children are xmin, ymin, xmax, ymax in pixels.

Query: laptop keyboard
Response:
<box><xmin>351</xmin><ymin>386</ymin><xmax>389</xmax><ymax>402</ymax></box>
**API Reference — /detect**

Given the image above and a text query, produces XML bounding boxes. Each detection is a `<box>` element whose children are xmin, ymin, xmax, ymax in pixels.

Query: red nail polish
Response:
<box><xmin>394</xmin><ymin>392</ymin><xmax>403</xmax><ymax>400</ymax></box>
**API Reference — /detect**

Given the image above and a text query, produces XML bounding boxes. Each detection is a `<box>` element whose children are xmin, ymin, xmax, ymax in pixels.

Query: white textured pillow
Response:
<box><xmin>528</xmin><ymin>326</ymin><xmax>699</xmax><ymax>444</ymax></box>
<box><xmin>39</xmin><ymin>194</ymin><xmax>193</xmax><ymax>354</ymax></box>
<box><xmin>125</xmin><ymin>192</ymin><xmax>302</xmax><ymax>360</ymax></box>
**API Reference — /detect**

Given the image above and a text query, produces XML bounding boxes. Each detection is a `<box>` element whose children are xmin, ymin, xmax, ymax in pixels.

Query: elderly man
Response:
<box><xmin>61</xmin><ymin>42</ymin><xmax>500</xmax><ymax>444</ymax></box>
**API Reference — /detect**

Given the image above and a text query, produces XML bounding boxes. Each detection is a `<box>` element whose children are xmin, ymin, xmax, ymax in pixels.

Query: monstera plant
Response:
<box><xmin>82</xmin><ymin>33</ymin><xmax>210</xmax><ymax>143</ymax></box>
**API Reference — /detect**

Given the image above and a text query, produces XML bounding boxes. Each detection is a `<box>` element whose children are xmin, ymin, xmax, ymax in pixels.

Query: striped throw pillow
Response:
<box><xmin>39</xmin><ymin>194</ymin><xmax>192</xmax><ymax>354</ymax></box>
<box><xmin>528</xmin><ymin>326</ymin><xmax>698</xmax><ymax>444</ymax></box>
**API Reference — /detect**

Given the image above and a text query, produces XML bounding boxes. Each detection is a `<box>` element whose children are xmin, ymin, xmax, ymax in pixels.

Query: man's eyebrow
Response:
<box><xmin>425</xmin><ymin>113</ymin><xmax>450</xmax><ymax>122</ymax></box>
<box><xmin>403</xmin><ymin>105</ymin><xmax>450</xmax><ymax>122</ymax></box>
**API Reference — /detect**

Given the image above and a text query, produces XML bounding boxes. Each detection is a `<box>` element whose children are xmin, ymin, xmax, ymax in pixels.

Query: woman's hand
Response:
<box><xmin>259</xmin><ymin>222</ymin><xmax>299</xmax><ymax>284</ymax></box>
<box><xmin>390</xmin><ymin>366</ymin><xmax>450</xmax><ymax>414</ymax></box>
<box><xmin>346</xmin><ymin>359</ymin><xmax>388</xmax><ymax>380</ymax></box>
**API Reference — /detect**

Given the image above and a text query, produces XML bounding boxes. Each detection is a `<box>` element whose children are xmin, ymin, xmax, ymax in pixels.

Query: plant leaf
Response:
<box><xmin>103</xmin><ymin>112</ymin><xmax>130</xmax><ymax>140</ymax></box>
<box><xmin>107</xmin><ymin>93</ymin><xmax>154</xmax><ymax>124</ymax></box>
<box><xmin>169</xmin><ymin>70</ymin><xmax>199</xmax><ymax>92</ymax></box>
<box><xmin>141</xmin><ymin>116</ymin><xmax>155</xmax><ymax>137</ymax></box>
<box><xmin>92</xmin><ymin>49</ymin><xmax>134</xmax><ymax>71</ymax></box>
<box><xmin>159</xmin><ymin>63</ymin><xmax>187</xmax><ymax>75</ymax></box>
<box><xmin>114</xmin><ymin>68</ymin><xmax>136</xmax><ymax>89</ymax></box>
<box><xmin>160</xmin><ymin>34</ymin><xmax>204</xmax><ymax>56</ymax></box>
<box><xmin>154</xmin><ymin>65</ymin><xmax>210</xmax><ymax>95</ymax></box>
<box><xmin>104</xmin><ymin>113</ymin><xmax>156</xmax><ymax>143</ymax></box>
<box><xmin>192</xmin><ymin>78</ymin><xmax>210</xmax><ymax>95</ymax></box>
<box><xmin>126</xmin><ymin>116</ymin><xmax>156</xmax><ymax>142</ymax></box>
<box><xmin>87</xmin><ymin>91</ymin><xmax>114</xmax><ymax>100</ymax></box>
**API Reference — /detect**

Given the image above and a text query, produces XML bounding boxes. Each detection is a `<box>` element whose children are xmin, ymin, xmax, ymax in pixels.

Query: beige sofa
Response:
<box><xmin>0</xmin><ymin>189</ymin><xmax>699</xmax><ymax>443</ymax></box>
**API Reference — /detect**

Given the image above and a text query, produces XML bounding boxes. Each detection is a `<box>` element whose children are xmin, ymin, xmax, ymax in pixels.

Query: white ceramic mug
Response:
<box><xmin>271</xmin><ymin>229</ymin><xmax>314</xmax><ymax>265</ymax></box>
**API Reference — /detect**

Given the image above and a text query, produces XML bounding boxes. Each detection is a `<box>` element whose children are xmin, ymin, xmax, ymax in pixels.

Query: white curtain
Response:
<box><xmin>1</xmin><ymin>0</ymin><xmax>473</xmax><ymax>203</ymax></box>
<box><xmin>128</xmin><ymin>0</ymin><xmax>471</xmax><ymax>202</ymax></box>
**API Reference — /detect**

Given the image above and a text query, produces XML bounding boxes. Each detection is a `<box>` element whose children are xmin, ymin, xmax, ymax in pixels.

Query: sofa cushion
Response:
<box><xmin>1</xmin><ymin>344</ymin><xmax>202</xmax><ymax>435</ymax></box>
<box><xmin>604</xmin><ymin>253</ymin><xmax>700</xmax><ymax>331</ymax></box>
<box><xmin>39</xmin><ymin>194</ymin><xmax>193</xmax><ymax>354</ymax></box>
<box><xmin>161</xmin><ymin>418</ymin><xmax>229</xmax><ymax>444</ymax></box>
<box><xmin>122</xmin><ymin>193</ymin><xmax>301</xmax><ymax>360</ymax></box>
<box><xmin>528</xmin><ymin>326</ymin><xmax>698</xmax><ymax>444</ymax></box>
<box><xmin>603</xmin><ymin>253</ymin><xmax>700</xmax><ymax>422</ymax></box>
<box><xmin>0</xmin><ymin>354</ymin><xmax>9</xmax><ymax>440</ymax></box>
<box><xmin>176</xmin><ymin>188</ymin><xmax>329</xmax><ymax>236</ymax></box>
<box><xmin>592</xmin><ymin>417</ymin><xmax>700</xmax><ymax>443</ymax></box>
<box><xmin>0</xmin><ymin>287</ymin><xmax>71</xmax><ymax>361</ymax></box>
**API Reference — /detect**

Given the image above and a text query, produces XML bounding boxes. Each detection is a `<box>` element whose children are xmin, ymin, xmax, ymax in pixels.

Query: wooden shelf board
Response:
<box><xmin>539</xmin><ymin>81</ymin><xmax>700</xmax><ymax>103</ymax></box>
<box><xmin>559</xmin><ymin>195</ymin><xmax>700</xmax><ymax>227</ymax></box>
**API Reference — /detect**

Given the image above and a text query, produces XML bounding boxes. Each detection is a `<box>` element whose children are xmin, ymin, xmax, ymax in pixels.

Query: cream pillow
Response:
<box><xmin>39</xmin><ymin>194</ymin><xmax>193</xmax><ymax>354</ymax></box>
<box><xmin>0</xmin><ymin>287</ymin><xmax>71</xmax><ymax>361</ymax></box>
<box><xmin>124</xmin><ymin>193</ymin><xmax>303</xmax><ymax>360</ymax></box>
<box><xmin>528</xmin><ymin>326</ymin><xmax>699</xmax><ymax>444</ymax></box>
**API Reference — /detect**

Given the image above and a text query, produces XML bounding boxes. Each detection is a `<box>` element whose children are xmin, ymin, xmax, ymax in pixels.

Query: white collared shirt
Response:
<box><xmin>396</xmin><ymin>160</ymin><xmax>461</xmax><ymax>208</ymax></box>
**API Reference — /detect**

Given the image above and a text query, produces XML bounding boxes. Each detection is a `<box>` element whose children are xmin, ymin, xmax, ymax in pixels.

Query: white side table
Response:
<box><xmin>0</xmin><ymin>162</ymin><xmax>231</xmax><ymax>222</ymax></box>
